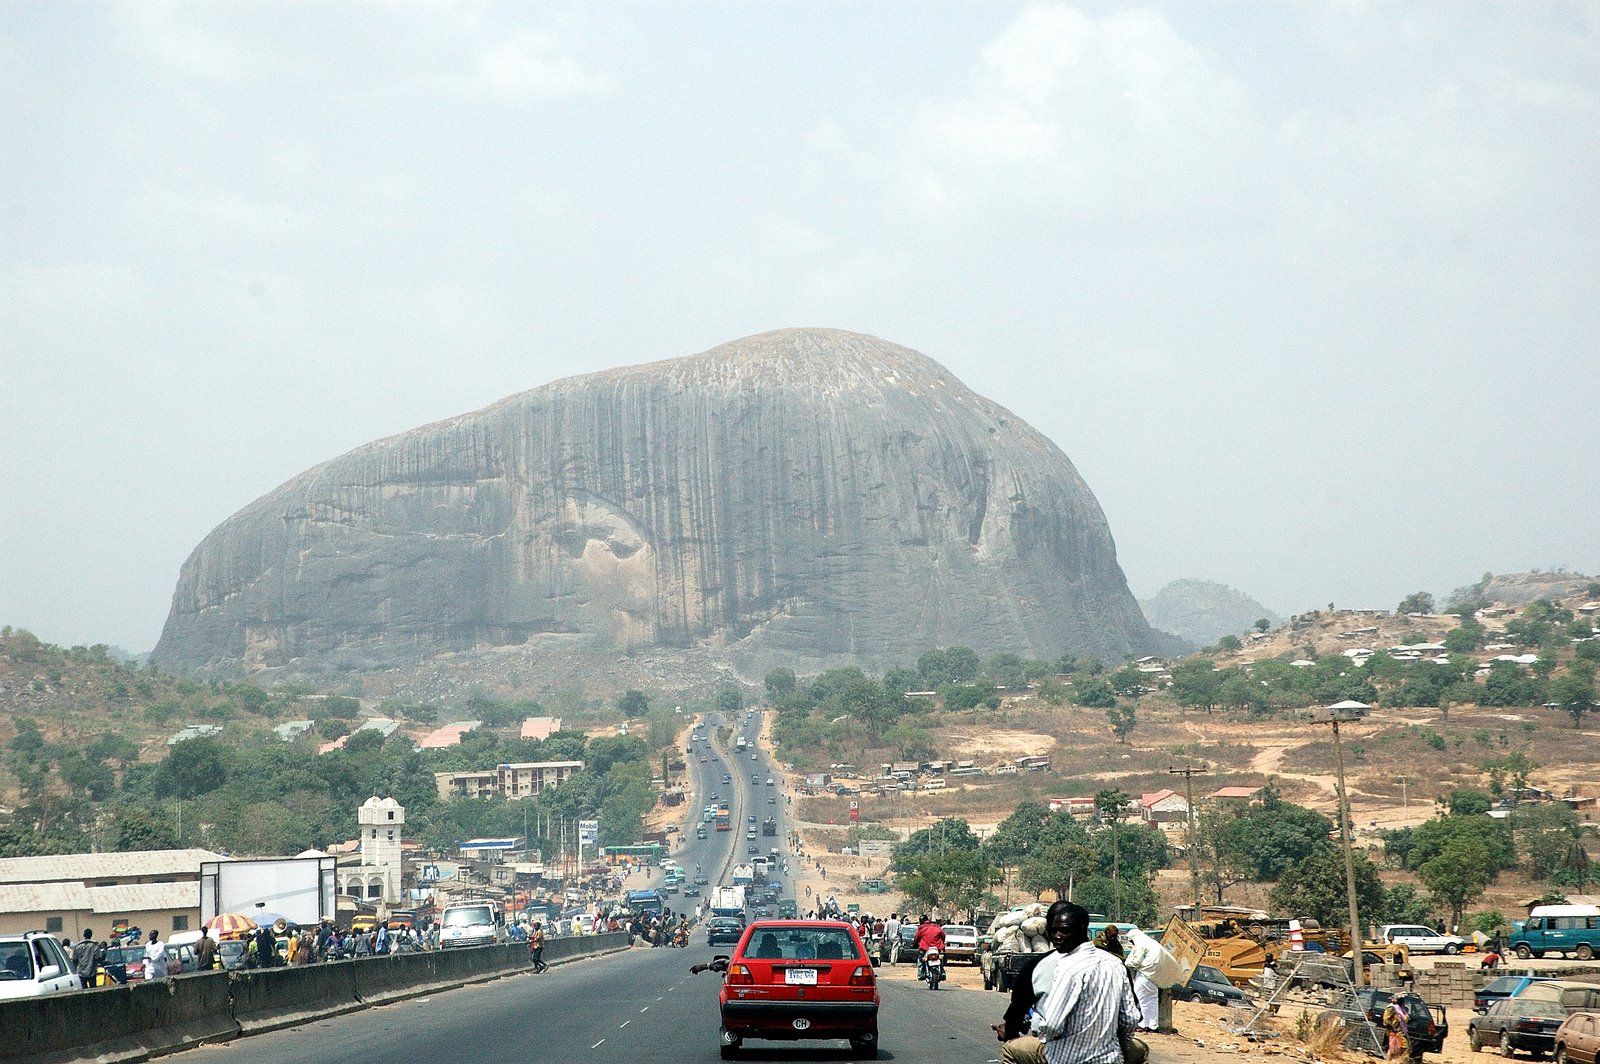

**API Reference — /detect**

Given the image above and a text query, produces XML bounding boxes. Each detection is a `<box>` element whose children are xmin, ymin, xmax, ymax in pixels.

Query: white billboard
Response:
<box><xmin>199</xmin><ymin>856</ymin><xmax>337</xmax><ymax>928</ymax></box>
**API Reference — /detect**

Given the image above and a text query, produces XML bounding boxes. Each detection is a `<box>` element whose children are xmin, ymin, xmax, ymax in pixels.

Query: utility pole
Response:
<box><xmin>1168</xmin><ymin>765</ymin><xmax>1210</xmax><ymax>917</ymax></box>
<box><xmin>1314</xmin><ymin>701</ymin><xmax>1370</xmax><ymax>991</ymax></box>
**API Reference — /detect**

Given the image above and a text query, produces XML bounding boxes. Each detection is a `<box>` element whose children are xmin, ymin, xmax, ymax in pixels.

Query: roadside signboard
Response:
<box><xmin>848</xmin><ymin>800</ymin><xmax>859</xmax><ymax>822</ymax></box>
<box><xmin>1160</xmin><ymin>916</ymin><xmax>1207</xmax><ymax>983</ymax></box>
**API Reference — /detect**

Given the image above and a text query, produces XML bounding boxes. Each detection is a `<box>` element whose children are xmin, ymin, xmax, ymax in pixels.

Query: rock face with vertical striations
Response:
<box><xmin>153</xmin><ymin>329</ymin><xmax>1164</xmax><ymax>690</ymax></box>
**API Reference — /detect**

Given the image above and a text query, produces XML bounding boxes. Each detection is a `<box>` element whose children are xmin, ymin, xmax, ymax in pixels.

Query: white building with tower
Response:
<box><xmin>340</xmin><ymin>795</ymin><xmax>405</xmax><ymax>902</ymax></box>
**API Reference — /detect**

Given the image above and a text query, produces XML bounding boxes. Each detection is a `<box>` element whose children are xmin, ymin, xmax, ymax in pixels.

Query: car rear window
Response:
<box><xmin>1514</xmin><ymin>1000</ymin><xmax>1569</xmax><ymax>1018</ymax></box>
<box><xmin>744</xmin><ymin>926</ymin><xmax>861</xmax><ymax>961</ymax></box>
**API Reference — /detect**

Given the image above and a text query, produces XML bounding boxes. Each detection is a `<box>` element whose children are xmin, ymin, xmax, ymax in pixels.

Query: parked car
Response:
<box><xmin>1321</xmin><ymin>990</ymin><xmax>1447</xmax><ymax>1060</ymax></box>
<box><xmin>717</xmin><ymin>919</ymin><xmax>879</xmax><ymax>1058</ymax></box>
<box><xmin>217</xmin><ymin>940</ymin><xmax>248</xmax><ymax>971</ymax></box>
<box><xmin>706</xmin><ymin>917</ymin><xmax>746</xmax><ymax>947</ymax></box>
<box><xmin>1476</xmin><ymin>975</ymin><xmax>1553</xmax><ymax>1013</ymax></box>
<box><xmin>1380</xmin><ymin>924</ymin><xmax>1465</xmax><ymax>955</ymax></box>
<box><xmin>98</xmin><ymin>945</ymin><xmax>142</xmax><ymax>984</ymax></box>
<box><xmin>1516</xmin><ymin>980</ymin><xmax>1600</xmax><ymax>1012</ymax></box>
<box><xmin>1554</xmin><ymin>1010</ymin><xmax>1600</xmax><ymax>1064</ymax></box>
<box><xmin>941</xmin><ymin>925</ymin><xmax>978</xmax><ymax>965</ymax></box>
<box><xmin>0</xmin><ymin>932</ymin><xmax>82</xmax><ymax>999</ymax></box>
<box><xmin>1172</xmin><ymin>964</ymin><xmax>1246</xmax><ymax>1007</ymax></box>
<box><xmin>1469</xmin><ymin>995</ymin><xmax>1569</xmax><ymax>1056</ymax></box>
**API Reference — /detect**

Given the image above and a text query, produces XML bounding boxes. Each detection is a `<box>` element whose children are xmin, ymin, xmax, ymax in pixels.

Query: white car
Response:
<box><xmin>1381</xmin><ymin>923</ymin><xmax>1464</xmax><ymax>954</ymax></box>
<box><xmin>0</xmin><ymin>932</ymin><xmax>82</xmax><ymax>999</ymax></box>
<box><xmin>941</xmin><ymin>924</ymin><xmax>979</xmax><ymax>965</ymax></box>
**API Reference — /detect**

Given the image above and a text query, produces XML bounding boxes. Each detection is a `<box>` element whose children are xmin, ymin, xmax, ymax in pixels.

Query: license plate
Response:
<box><xmin>784</xmin><ymin>968</ymin><xmax>818</xmax><ymax>985</ymax></box>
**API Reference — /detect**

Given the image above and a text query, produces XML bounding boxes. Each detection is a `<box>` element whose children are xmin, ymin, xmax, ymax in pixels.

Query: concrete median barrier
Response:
<box><xmin>1</xmin><ymin>935</ymin><xmax>633</xmax><ymax>1063</ymax></box>
<box><xmin>0</xmin><ymin>974</ymin><xmax>238</xmax><ymax>1064</ymax></box>
<box><xmin>230</xmin><ymin>962</ymin><xmax>362</xmax><ymax>1034</ymax></box>
<box><xmin>352</xmin><ymin>950</ymin><xmax>439</xmax><ymax>1006</ymax></box>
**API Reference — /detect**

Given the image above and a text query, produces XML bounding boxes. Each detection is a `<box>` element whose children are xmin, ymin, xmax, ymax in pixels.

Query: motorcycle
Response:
<box><xmin>922</xmin><ymin>947</ymin><xmax>944</xmax><ymax>991</ymax></box>
<box><xmin>671</xmin><ymin>927</ymin><xmax>689</xmax><ymax>948</ymax></box>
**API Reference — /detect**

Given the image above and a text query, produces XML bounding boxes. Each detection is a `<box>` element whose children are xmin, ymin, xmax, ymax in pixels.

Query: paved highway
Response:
<box><xmin>169</xmin><ymin>940</ymin><xmax>1009</xmax><ymax>1062</ymax></box>
<box><xmin>646</xmin><ymin>710</ymin><xmax>793</xmax><ymax>917</ymax></box>
<box><xmin>162</xmin><ymin>711</ymin><xmax>1014</xmax><ymax>1060</ymax></box>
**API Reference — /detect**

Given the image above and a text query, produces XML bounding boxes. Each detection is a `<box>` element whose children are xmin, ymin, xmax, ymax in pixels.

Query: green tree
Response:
<box><xmin>1253</xmin><ymin>618</ymin><xmax>1271</xmax><ymax>632</ymax></box>
<box><xmin>1446</xmin><ymin>788</ymin><xmax>1493</xmax><ymax>817</ymax></box>
<box><xmin>896</xmin><ymin>849</ymin><xmax>995</xmax><ymax>918</ymax></box>
<box><xmin>1217</xmin><ymin>635</ymin><xmax>1243</xmax><ymax>652</ymax></box>
<box><xmin>764</xmin><ymin>668</ymin><xmax>797</xmax><ymax>700</ymax></box>
<box><xmin>1107</xmin><ymin>703</ymin><xmax>1137</xmax><ymax>743</ymax></box>
<box><xmin>1379</xmin><ymin>884</ymin><xmax>1434</xmax><ymax>924</ymax></box>
<box><xmin>892</xmin><ymin>818</ymin><xmax>980</xmax><ymax>869</ymax></box>
<box><xmin>152</xmin><ymin>737</ymin><xmax>228</xmax><ymax>798</ymax></box>
<box><xmin>1407</xmin><ymin>813</ymin><xmax>1514</xmax><ymax>874</ymax></box>
<box><xmin>114</xmin><ymin>806</ymin><xmax>177</xmax><ymax>850</ymax></box>
<box><xmin>1551</xmin><ymin>672</ymin><xmax>1596</xmax><ymax>728</ymax></box>
<box><xmin>1417</xmin><ymin>838</ymin><xmax>1493</xmax><ymax>928</ymax></box>
<box><xmin>1170</xmin><ymin>659</ymin><xmax>1223</xmax><ymax>713</ymax></box>
<box><xmin>1398</xmin><ymin>592</ymin><xmax>1436</xmax><ymax>615</ymax></box>
<box><xmin>1109</xmin><ymin>665</ymin><xmax>1145</xmax><ymax>697</ymax></box>
<box><xmin>616</xmin><ymin>690</ymin><xmax>650</xmax><ymax>718</ymax></box>
<box><xmin>715</xmin><ymin>685</ymin><xmax>743</xmax><ymax>714</ymax></box>
<box><xmin>1268</xmin><ymin>845</ymin><xmax>1384</xmax><ymax>929</ymax></box>
<box><xmin>1073</xmin><ymin>678</ymin><xmax>1117</xmax><ymax>709</ymax></box>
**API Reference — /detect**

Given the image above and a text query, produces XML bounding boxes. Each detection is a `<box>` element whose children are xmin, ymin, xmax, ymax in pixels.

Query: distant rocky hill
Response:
<box><xmin>1451</xmin><ymin>570</ymin><xmax>1599</xmax><ymax>608</ymax></box>
<box><xmin>1138</xmin><ymin>579</ymin><xmax>1282</xmax><ymax>648</ymax></box>
<box><xmin>154</xmin><ymin>328</ymin><xmax>1171</xmax><ymax>692</ymax></box>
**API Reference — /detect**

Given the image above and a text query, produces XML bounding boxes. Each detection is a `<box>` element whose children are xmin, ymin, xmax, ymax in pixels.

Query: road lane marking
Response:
<box><xmin>591</xmin><ymin>1040</ymin><xmax>605</xmax><ymax>1049</ymax></box>
<box><xmin>640</xmin><ymin>1005</ymin><xmax>649</xmax><ymax>1012</ymax></box>
<box><xmin>620</xmin><ymin>1020</ymin><xmax>630</xmax><ymax>1028</ymax></box>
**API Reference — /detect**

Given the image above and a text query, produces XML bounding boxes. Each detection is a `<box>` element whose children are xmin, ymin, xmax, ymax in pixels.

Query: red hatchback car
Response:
<box><xmin>718</xmin><ymin>919</ymin><xmax>880</xmax><ymax>1058</ymax></box>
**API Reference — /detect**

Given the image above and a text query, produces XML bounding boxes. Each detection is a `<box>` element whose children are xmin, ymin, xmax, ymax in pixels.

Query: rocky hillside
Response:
<box><xmin>1138</xmin><ymin>578</ymin><xmax>1281</xmax><ymax>647</ymax></box>
<box><xmin>153</xmin><ymin>328</ymin><xmax>1167</xmax><ymax>690</ymax></box>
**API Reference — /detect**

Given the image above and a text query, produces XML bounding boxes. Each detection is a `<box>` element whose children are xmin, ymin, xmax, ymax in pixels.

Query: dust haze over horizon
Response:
<box><xmin>3</xmin><ymin>3</ymin><xmax>1597</xmax><ymax>655</ymax></box>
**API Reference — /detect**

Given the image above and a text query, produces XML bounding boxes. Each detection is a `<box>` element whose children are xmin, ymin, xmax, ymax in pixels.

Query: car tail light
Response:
<box><xmin>725</xmin><ymin>963</ymin><xmax>754</xmax><ymax>986</ymax></box>
<box><xmin>848</xmin><ymin>965</ymin><xmax>875</xmax><ymax>987</ymax></box>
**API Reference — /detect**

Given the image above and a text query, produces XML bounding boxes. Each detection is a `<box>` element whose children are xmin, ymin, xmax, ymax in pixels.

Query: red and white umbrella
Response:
<box><xmin>204</xmin><ymin>912</ymin><xmax>257</xmax><ymax>937</ymax></box>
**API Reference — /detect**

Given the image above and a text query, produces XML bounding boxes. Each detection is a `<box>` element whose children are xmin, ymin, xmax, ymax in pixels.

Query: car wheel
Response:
<box><xmin>1471</xmin><ymin>1031</ymin><xmax>1483</xmax><ymax>1053</ymax></box>
<box><xmin>1553</xmin><ymin>1047</ymin><xmax>1565</xmax><ymax>1064</ymax></box>
<box><xmin>1445</xmin><ymin>943</ymin><xmax>1461</xmax><ymax>955</ymax></box>
<box><xmin>1502</xmin><ymin>1037</ymin><xmax>1517</xmax><ymax>1058</ymax></box>
<box><xmin>1577</xmin><ymin>945</ymin><xmax>1594</xmax><ymax>961</ymax></box>
<box><xmin>1515</xmin><ymin>945</ymin><xmax>1533</xmax><ymax>960</ymax></box>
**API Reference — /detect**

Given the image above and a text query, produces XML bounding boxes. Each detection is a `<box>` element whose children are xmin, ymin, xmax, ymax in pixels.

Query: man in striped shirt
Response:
<box><xmin>1031</xmin><ymin>902</ymin><xmax>1142</xmax><ymax>1064</ymax></box>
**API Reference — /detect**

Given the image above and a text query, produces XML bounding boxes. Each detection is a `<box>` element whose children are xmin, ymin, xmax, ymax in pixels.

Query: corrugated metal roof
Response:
<box><xmin>0</xmin><ymin>882</ymin><xmax>93</xmax><ymax>912</ymax></box>
<box><xmin>0</xmin><ymin>848</ymin><xmax>229</xmax><ymax>885</ymax></box>
<box><xmin>87</xmin><ymin>882</ymin><xmax>198</xmax><ymax>913</ymax></box>
<box><xmin>0</xmin><ymin>881</ymin><xmax>198</xmax><ymax>915</ymax></box>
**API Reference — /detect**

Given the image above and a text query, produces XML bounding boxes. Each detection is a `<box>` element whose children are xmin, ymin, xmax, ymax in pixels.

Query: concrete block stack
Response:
<box><xmin>1413</xmin><ymin>961</ymin><xmax>1485</xmax><ymax>1009</ymax></box>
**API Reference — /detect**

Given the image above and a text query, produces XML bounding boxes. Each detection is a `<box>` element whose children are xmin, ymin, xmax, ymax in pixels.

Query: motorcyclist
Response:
<box><xmin>913</xmin><ymin>914</ymin><xmax>945</xmax><ymax>981</ymax></box>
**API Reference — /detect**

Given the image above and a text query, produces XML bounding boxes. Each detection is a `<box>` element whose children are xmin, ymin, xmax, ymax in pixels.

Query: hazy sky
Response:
<box><xmin>4</xmin><ymin>2</ymin><xmax>1597</xmax><ymax>654</ymax></box>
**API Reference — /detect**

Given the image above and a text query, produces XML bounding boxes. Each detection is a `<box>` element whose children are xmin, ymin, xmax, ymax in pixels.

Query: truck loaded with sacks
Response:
<box><xmin>980</xmin><ymin>903</ymin><xmax>1052</xmax><ymax>992</ymax></box>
